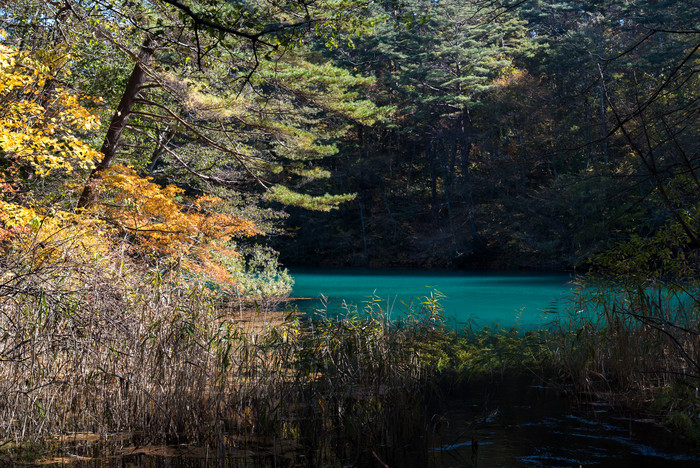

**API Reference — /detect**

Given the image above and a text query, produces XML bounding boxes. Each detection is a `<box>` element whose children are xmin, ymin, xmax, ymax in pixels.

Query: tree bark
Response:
<box><xmin>426</xmin><ymin>131</ymin><xmax>438</xmax><ymax>223</ymax></box>
<box><xmin>77</xmin><ymin>36</ymin><xmax>156</xmax><ymax>208</ymax></box>
<box><xmin>599</xmin><ymin>76</ymin><xmax>608</xmax><ymax>164</ymax></box>
<box><xmin>459</xmin><ymin>108</ymin><xmax>482</xmax><ymax>248</ymax></box>
<box><xmin>357</xmin><ymin>199</ymin><xmax>369</xmax><ymax>266</ymax></box>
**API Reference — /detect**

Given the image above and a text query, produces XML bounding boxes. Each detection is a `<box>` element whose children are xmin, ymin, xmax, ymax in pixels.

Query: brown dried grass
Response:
<box><xmin>0</xmin><ymin>233</ymin><xmax>443</xmax><ymax>464</ymax></box>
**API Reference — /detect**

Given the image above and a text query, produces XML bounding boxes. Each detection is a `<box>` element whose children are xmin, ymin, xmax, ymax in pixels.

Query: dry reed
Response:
<box><xmin>0</xmin><ymin>233</ymin><xmax>445</xmax><ymax>464</ymax></box>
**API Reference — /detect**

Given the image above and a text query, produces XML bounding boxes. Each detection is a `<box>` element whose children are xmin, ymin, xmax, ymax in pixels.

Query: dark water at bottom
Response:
<box><xmin>67</xmin><ymin>378</ymin><xmax>699</xmax><ymax>468</ymax></box>
<box><xmin>420</xmin><ymin>378</ymin><xmax>700</xmax><ymax>467</ymax></box>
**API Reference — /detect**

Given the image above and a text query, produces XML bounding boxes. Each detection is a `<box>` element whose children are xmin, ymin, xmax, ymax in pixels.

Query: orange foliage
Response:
<box><xmin>0</xmin><ymin>44</ymin><xmax>259</xmax><ymax>290</ymax></box>
<box><xmin>98</xmin><ymin>165</ymin><xmax>260</xmax><ymax>286</ymax></box>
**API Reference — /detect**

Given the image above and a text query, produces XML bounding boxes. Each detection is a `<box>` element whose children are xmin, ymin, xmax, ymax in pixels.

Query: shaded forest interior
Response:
<box><xmin>274</xmin><ymin>0</ymin><xmax>700</xmax><ymax>271</ymax></box>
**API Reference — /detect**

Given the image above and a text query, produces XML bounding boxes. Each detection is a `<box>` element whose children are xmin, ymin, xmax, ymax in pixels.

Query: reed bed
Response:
<box><xmin>550</xmin><ymin>276</ymin><xmax>700</xmax><ymax>441</ymax></box>
<box><xmin>3</xmin><ymin>232</ymin><xmax>699</xmax><ymax>463</ymax></box>
<box><xmin>0</xmin><ymin>235</ymin><xmax>451</xmax><ymax>465</ymax></box>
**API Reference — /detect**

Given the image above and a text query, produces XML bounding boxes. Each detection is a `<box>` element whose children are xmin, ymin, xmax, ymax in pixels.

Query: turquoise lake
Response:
<box><xmin>289</xmin><ymin>269</ymin><xmax>575</xmax><ymax>329</ymax></box>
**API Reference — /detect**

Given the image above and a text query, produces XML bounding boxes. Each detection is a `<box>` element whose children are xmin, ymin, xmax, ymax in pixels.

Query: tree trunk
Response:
<box><xmin>426</xmin><ymin>131</ymin><xmax>438</xmax><ymax>224</ymax></box>
<box><xmin>439</xmin><ymin>148</ymin><xmax>456</xmax><ymax>246</ymax></box>
<box><xmin>357</xmin><ymin>199</ymin><xmax>369</xmax><ymax>266</ymax></box>
<box><xmin>599</xmin><ymin>76</ymin><xmax>608</xmax><ymax>164</ymax></box>
<box><xmin>77</xmin><ymin>36</ymin><xmax>156</xmax><ymax>208</ymax></box>
<box><xmin>519</xmin><ymin>133</ymin><xmax>527</xmax><ymax>196</ymax></box>
<box><xmin>459</xmin><ymin>108</ymin><xmax>482</xmax><ymax>248</ymax></box>
<box><xmin>584</xmin><ymin>95</ymin><xmax>592</xmax><ymax>167</ymax></box>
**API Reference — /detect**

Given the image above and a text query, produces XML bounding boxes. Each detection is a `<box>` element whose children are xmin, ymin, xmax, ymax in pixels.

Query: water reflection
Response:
<box><xmin>69</xmin><ymin>377</ymin><xmax>699</xmax><ymax>468</ymax></box>
<box><xmin>423</xmin><ymin>378</ymin><xmax>700</xmax><ymax>467</ymax></box>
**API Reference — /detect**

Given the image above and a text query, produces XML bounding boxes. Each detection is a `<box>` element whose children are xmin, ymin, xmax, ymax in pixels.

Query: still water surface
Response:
<box><xmin>79</xmin><ymin>380</ymin><xmax>700</xmax><ymax>467</ymax></box>
<box><xmin>290</xmin><ymin>268</ymin><xmax>574</xmax><ymax>328</ymax></box>
<box><xmin>422</xmin><ymin>378</ymin><xmax>700</xmax><ymax>467</ymax></box>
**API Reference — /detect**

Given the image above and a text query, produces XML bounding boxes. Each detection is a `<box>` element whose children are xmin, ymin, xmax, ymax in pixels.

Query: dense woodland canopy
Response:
<box><xmin>277</xmin><ymin>0</ymin><xmax>700</xmax><ymax>274</ymax></box>
<box><xmin>0</xmin><ymin>0</ymin><xmax>383</xmax><ymax>291</ymax></box>
<box><xmin>0</xmin><ymin>0</ymin><xmax>698</xmax><ymax>279</ymax></box>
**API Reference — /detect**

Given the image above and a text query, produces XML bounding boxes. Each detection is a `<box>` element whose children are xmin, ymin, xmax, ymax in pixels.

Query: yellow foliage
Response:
<box><xmin>0</xmin><ymin>44</ymin><xmax>102</xmax><ymax>245</ymax></box>
<box><xmin>0</xmin><ymin>44</ymin><xmax>101</xmax><ymax>177</ymax></box>
<box><xmin>493</xmin><ymin>67</ymin><xmax>528</xmax><ymax>88</ymax></box>
<box><xmin>0</xmin><ymin>44</ymin><xmax>257</xmax><ymax>291</ymax></box>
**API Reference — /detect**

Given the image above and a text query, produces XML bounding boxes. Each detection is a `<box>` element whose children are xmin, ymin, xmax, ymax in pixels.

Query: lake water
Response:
<box><xmin>418</xmin><ymin>377</ymin><xmax>700</xmax><ymax>468</ymax></box>
<box><xmin>67</xmin><ymin>271</ymin><xmax>700</xmax><ymax>467</ymax></box>
<box><xmin>80</xmin><ymin>378</ymin><xmax>700</xmax><ymax>467</ymax></box>
<box><xmin>290</xmin><ymin>268</ymin><xmax>574</xmax><ymax>329</ymax></box>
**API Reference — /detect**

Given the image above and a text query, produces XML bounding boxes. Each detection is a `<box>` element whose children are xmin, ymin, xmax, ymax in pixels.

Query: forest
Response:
<box><xmin>279</xmin><ymin>0</ymin><xmax>700</xmax><ymax>271</ymax></box>
<box><xmin>0</xmin><ymin>0</ymin><xmax>698</xmax><ymax>465</ymax></box>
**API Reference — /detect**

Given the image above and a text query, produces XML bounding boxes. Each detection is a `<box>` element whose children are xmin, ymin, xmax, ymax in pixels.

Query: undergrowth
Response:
<box><xmin>0</xmin><ymin>232</ymin><xmax>490</xmax><ymax>465</ymax></box>
<box><xmin>548</xmin><ymin>276</ymin><xmax>700</xmax><ymax>444</ymax></box>
<box><xmin>2</xmin><ymin>230</ymin><xmax>699</xmax><ymax>465</ymax></box>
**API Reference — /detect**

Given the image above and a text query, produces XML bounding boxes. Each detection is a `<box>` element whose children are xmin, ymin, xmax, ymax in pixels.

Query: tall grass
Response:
<box><xmin>550</xmin><ymin>275</ymin><xmax>700</xmax><ymax>440</ymax></box>
<box><xmin>4</xmin><ymin>230</ymin><xmax>698</xmax><ymax>463</ymax></box>
<box><xmin>0</xmin><ymin>233</ymin><xmax>455</xmax><ymax>465</ymax></box>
